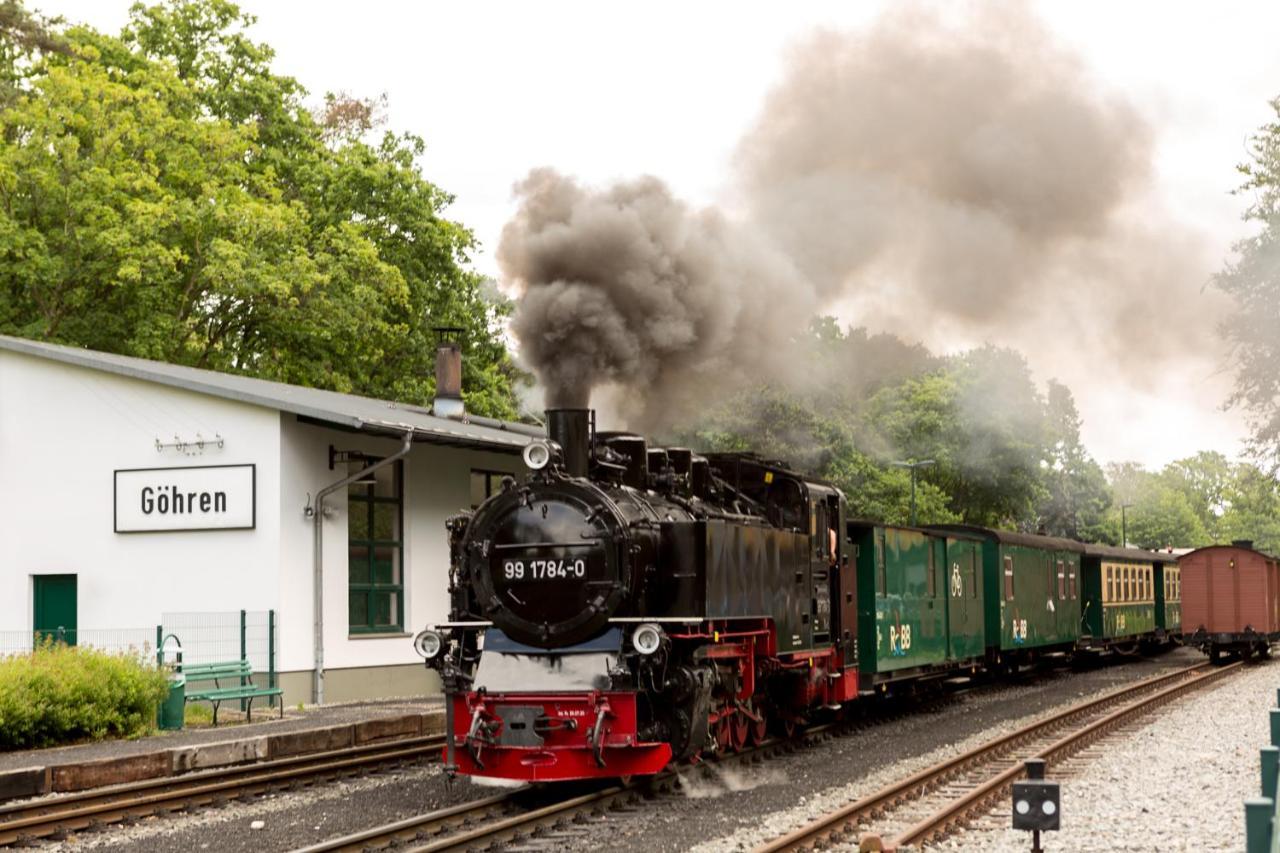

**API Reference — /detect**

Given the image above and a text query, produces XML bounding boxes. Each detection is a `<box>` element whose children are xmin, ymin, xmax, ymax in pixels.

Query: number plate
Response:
<box><xmin>500</xmin><ymin>555</ymin><xmax>590</xmax><ymax>581</ymax></box>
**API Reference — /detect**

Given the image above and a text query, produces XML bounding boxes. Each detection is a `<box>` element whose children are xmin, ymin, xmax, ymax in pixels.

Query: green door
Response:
<box><xmin>33</xmin><ymin>575</ymin><xmax>77</xmax><ymax>646</ymax></box>
<box><xmin>945</xmin><ymin>538</ymin><xmax>985</xmax><ymax>661</ymax></box>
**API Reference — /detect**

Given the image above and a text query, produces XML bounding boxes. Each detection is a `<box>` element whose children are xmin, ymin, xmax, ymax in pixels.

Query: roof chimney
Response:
<box><xmin>1233</xmin><ymin>539</ymin><xmax>1255</xmax><ymax>551</ymax></box>
<box><xmin>433</xmin><ymin>326</ymin><xmax>464</xmax><ymax>418</ymax></box>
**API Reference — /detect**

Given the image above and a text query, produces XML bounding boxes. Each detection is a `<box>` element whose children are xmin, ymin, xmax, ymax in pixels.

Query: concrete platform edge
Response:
<box><xmin>0</xmin><ymin>709</ymin><xmax>444</xmax><ymax>803</ymax></box>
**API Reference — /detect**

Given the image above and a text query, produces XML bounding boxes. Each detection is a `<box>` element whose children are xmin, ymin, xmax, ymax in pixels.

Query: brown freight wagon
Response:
<box><xmin>1179</xmin><ymin>541</ymin><xmax>1280</xmax><ymax>661</ymax></box>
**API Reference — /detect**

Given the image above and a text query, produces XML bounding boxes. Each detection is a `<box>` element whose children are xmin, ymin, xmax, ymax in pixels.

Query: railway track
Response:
<box><xmin>293</xmin><ymin>682</ymin><xmax>983</xmax><ymax>853</ymax></box>
<box><xmin>293</xmin><ymin>656</ymin><xmax>1192</xmax><ymax>853</ymax></box>
<box><xmin>293</xmin><ymin>725</ymin><xmax>828</xmax><ymax>853</ymax></box>
<box><xmin>752</xmin><ymin>659</ymin><xmax>1242</xmax><ymax>852</ymax></box>
<box><xmin>0</xmin><ymin>733</ymin><xmax>446</xmax><ymax>847</ymax></box>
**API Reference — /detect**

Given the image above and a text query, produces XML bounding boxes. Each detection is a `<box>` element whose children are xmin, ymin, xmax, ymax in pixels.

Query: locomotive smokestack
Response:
<box><xmin>546</xmin><ymin>408</ymin><xmax>591</xmax><ymax>477</ymax></box>
<box><xmin>433</xmin><ymin>326</ymin><xmax>464</xmax><ymax>418</ymax></box>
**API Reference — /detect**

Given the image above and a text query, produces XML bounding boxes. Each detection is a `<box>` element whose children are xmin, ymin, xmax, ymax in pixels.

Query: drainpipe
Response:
<box><xmin>308</xmin><ymin>428</ymin><xmax>414</xmax><ymax>705</ymax></box>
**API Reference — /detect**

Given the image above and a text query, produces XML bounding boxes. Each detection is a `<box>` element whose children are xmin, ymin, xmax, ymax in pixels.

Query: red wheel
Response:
<box><xmin>745</xmin><ymin>701</ymin><xmax>768</xmax><ymax>745</ymax></box>
<box><xmin>731</xmin><ymin>712</ymin><xmax>749</xmax><ymax>752</ymax></box>
<box><xmin>715</xmin><ymin>715</ymin><xmax>733</xmax><ymax>752</ymax></box>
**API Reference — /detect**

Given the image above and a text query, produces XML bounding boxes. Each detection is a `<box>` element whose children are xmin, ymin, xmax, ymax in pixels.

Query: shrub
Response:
<box><xmin>0</xmin><ymin>642</ymin><xmax>170</xmax><ymax>749</ymax></box>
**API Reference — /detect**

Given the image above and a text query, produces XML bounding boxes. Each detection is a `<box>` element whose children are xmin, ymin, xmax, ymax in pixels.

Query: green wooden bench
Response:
<box><xmin>182</xmin><ymin>660</ymin><xmax>282</xmax><ymax>725</ymax></box>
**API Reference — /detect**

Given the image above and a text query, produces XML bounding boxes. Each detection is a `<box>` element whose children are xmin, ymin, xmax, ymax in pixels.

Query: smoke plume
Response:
<box><xmin>499</xmin><ymin>1</ymin><xmax>1227</xmax><ymax>431</ymax></box>
<box><xmin>497</xmin><ymin>169</ymin><xmax>811</xmax><ymax>415</ymax></box>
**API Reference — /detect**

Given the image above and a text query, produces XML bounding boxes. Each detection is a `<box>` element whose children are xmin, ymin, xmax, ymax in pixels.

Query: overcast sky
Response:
<box><xmin>36</xmin><ymin>0</ymin><xmax>1280</xmax><ymax>469</ymax></box>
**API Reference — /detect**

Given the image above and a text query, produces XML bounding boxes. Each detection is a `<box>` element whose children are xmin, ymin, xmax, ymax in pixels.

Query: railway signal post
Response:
<box><xmin>1012</xmin><ymin>758</ymin><xmax>1060</xmax><ymax>852</ymax></box>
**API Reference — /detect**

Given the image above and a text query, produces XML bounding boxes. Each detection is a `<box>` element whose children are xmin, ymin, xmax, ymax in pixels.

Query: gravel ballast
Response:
<box><xmin>555</xmin><ymin>650</ymin><xmax>1206</xmax><ymax>852</ymax></box>
<box><xmin>29</xmin><ymin>649</ymin><xmax>1250</xmax><ymax>852</ymax></box>
<box><xmin>928</xmin><ymin>657</ymin><xmax>1278</xmax><ymax>852</ymax></box>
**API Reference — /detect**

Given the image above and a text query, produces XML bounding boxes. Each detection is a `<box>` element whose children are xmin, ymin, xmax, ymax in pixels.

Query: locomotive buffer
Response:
<box><xmin>1012</xmin><ymin>758</ymin><xmax>1060</xmax><ymax>852</ymax></box>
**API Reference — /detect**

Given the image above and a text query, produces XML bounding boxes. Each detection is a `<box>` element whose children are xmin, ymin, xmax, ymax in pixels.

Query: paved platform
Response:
<box><xmin>0</xmin><ymin>697</ymin><xmax>444</xmax><ymax>801</ymax></box>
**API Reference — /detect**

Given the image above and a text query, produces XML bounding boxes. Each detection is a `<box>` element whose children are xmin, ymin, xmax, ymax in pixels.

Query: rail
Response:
<box><xmin>754</xmin><ymin>660</ymin><xmax>1241</xmax><ymax>852</ymax></box>
<box><xmin>0</xmin><ymin>733</ymin><xmax>444</xmax><ymax>846</ymax></box>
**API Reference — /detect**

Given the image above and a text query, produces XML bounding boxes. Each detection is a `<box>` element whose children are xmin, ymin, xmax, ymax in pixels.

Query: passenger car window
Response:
<box><xmin>927</xmin><ymin>544</ymin><xmax>936</xmax><ymax>598</ymax></box>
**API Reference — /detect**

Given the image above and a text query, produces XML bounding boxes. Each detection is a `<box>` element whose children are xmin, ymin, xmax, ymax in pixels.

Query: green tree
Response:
<box><xmin>866</xmin><ymin>347</ymin><xmax>1049</xmax><ymax>527</ymax></box>
<box><xmin>1124</xmin><ymin>485</ymin><xmax>1209</xmax><ymax>551</ymax></box>
<box><xmin>1037</xmin><ymin>380</ymin><xmax>1111</xmax><ymax>539</ymax></box>
<box><xmin>1219</xmin><ymin>464</ymin><xmax>1280</xmax><ymax>554</ymax></box>
<box><xmin>684</xmin><ymin>386</ymin><xmax>957</xmax><ymax>526</ymax></box>
<box><xmin>0</xmin><ymin>0</ymin><xmax>519</xmax><ymax>417</ymax></box>
<box><xmin>1102</xmin><ymin>462</ymin><xmax>1210</xmax><ymax>549</ymax></box>
<box><xmin>0</xmin><ymin>0</ymin><xmax>65</xmax><ymax>112</ymax></box>
<box><xmin>1161</xmin><ymin>451</ymin><xmax>1235</xmax><ymax>542</ymax></box>
<box><xmin>1216</xmin><ymin>97</ymin><xmax>1280</xmax><ymax>472</ymax></box>
<box><xmin>826</xmin><ymin>450</ymin><xmax>957</xmax><ymax>526</ymax></box>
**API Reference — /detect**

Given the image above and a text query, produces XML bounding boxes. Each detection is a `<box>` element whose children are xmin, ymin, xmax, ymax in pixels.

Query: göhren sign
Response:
<box><xmin>114</xmin><ymin>464</ymin><xmax>256</xmax><ymax>533</ymax></box>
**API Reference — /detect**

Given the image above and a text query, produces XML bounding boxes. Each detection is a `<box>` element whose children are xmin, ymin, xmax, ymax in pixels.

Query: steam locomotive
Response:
<box><xmin>413</xmin><ymin>409</ymin><xmax>1184</xmax><ymax>783</ymax></box>
<box><xmin>415</xmin><ymin>408</ymin><xmax>853</xmax><ymax>781</ymax></box>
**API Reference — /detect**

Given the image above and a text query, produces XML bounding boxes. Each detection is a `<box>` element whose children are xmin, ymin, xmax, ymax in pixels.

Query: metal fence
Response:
<box><xmin>159</xmin><ymin>610</ymin><xmax>275</xmax><ymax>674</ymax></box>
<box><xmin>1245</xmin><ymin>689</ymin><xmax>1280</xmax><ymax>853</ymax></box>
<box><xmin>0</xmin><ymin>611</ymin><xmax>277</xmax><ymax>687</ymax></box>
<box><xmin>0</xmin><ymin>628</ymin><xmax>156</xmax><ymax>658</ymax></box>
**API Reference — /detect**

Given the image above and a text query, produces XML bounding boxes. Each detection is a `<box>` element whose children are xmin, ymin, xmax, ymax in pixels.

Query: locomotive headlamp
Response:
<box><xmin>414</xmin><ymin>629</ymin><xmax>444</xmax><ymax>660</ymax></box>
<box><xmin>523</xmin><ymin>440</ymin><xmax>553</xmax><ymax>471</ymax></box>
<box><xmin>631</xmin><ymin>622</ymin><xmax>665</xmax><ymax>656</ymax></box>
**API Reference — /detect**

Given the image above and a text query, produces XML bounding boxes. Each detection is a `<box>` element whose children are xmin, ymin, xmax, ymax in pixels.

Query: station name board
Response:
<box><xmin>114</xmin><ymin>464</ymin><xmax>256</xmax><ymax>533</ymax></box>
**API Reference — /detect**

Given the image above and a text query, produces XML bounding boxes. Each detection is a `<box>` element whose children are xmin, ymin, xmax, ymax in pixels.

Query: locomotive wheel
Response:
<box><xmin>730</xmin><ymin>712</ymin><xmax>750</xmax><ymax>752</ymax></box>
<box><xmin>748</xmin><ymin>703</ymin><xmax>768</xmax><ymax>745</ymax></box>
<box><xmin>715</xmin><ymin>715</ymin><xmax>734</xmax><ymax>753</ymax></box>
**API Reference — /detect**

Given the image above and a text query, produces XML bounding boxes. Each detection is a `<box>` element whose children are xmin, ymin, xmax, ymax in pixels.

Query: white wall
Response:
<box><xmin>0</xmin><ymin>349</ymin><xmax>524</xmax><ymax>698</ymax></box>
<box><xmin>277</xmin><ymin>417</ymin><xmax>521</xmax><ymax>676</ymax></box>
<box><xmin>0</xmin><ymin>351</ymin><xmax>283</xmax><ymax>638</ymax></box>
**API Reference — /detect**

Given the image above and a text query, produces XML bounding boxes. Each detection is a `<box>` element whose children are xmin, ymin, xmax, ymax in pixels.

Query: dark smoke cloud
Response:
<box><xmin>500</xmin><ymin>1</ymin><xmax>1227</xmax><ymax>428</ymax></box>
<box><xmin>497</xmin><ymin>169</ymin><xmax>811</xmax><ymax>417</ymax></box>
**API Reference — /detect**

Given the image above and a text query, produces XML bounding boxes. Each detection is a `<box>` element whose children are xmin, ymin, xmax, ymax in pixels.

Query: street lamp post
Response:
<box><xmin>892</xmin><ymin>459</ymin><xmax>936</xmax><ymax>527</ymax></box>
<box><xmin>1121</xmin><ymin>503</ymin><xmax>1133</xmax><ymax>548</ymax></box>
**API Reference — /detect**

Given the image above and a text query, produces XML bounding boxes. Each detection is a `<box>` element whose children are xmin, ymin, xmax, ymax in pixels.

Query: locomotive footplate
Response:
<box><xmin>448</xmin><ymin>690</ymin><xmax>673</xmax><ymax>782</ymax></box>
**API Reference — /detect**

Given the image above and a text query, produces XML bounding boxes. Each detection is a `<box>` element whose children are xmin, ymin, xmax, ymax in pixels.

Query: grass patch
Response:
<box><xmin>183</xmin><ymin>702</ymin><xmax>214</xmax><ymax>726</ymax></box>
<box><xmin>0</xmin><ymin>642</ymin><xmax>169</xmax><ymax>749</ymax></box>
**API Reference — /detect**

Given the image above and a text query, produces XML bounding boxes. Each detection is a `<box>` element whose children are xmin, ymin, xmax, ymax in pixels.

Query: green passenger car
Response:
<box><xmin>849</xmin><ymin>522</ymin><xmax>985</xmax><ymax>688</ymax></box>
<box><xmin>1080</xmin><ymin>545</ymin><xmax>1178</xmax><ymax>646</ymax></box>
<box><xmin>934</xmin><ymin>527</ymin><xmax>1083</xmax><ymax>656</ymax></box>
<box><xmin>1158</xmin><ymin>560</ymin><xmax>1182</xmax><ymax>634</ymax></box>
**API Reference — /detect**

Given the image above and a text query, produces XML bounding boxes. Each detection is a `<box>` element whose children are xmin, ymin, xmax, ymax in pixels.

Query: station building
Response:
<box><xmin>0</xmin><ymin>333</ymin><xmax>536</xmax><ymax>704</ymax></box>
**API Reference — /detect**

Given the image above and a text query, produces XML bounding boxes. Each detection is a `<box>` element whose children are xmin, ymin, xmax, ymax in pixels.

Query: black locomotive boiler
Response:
<box><xmin>415</xmin><ymin>408</ymin><xmax>854</xmax><ymax>781</ymax></box>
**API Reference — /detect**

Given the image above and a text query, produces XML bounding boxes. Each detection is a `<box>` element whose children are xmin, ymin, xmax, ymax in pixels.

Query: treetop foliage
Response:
<box><xmin>680</xmin><ymin>319</ymin><xmax>1278</xmax><ymax>551</ymax></box>
<box><xmin>0</xmin><ymin>0</ymin><xmax>521</xmax><ymax>417</ymax></box>
<box><xmin>1217</xmin><ymin>96</ymin><xmax>1280</xmax><ymax>472</ymax></box>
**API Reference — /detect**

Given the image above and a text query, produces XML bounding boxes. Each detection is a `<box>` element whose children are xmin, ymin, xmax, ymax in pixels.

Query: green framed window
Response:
<box><xmin>470</xmin><ymin>469</ymin><xmax>508</xmax><ymax>509</ymax></box>
<box><xmin>349</xmin><ymin>460</ymin><xmax>403</xmax><ymax>633</ymax></box>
